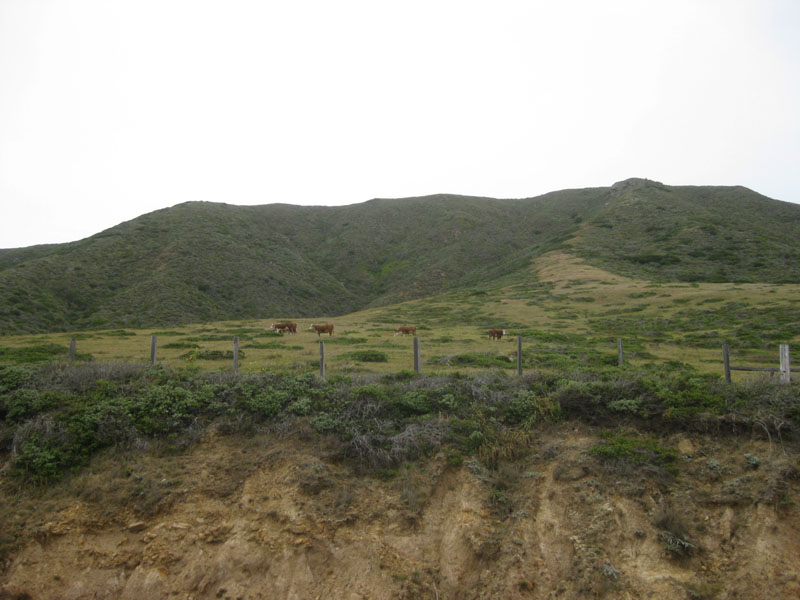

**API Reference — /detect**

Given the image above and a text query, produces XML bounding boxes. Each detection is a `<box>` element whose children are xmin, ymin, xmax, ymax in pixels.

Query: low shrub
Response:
<box><xmin>0</xmin><ymin>364</ymin><xmax>32</xmax><ymax>393</ymax></box>
<box><xmin>161</xmin><ymin>342</ymin><xmax>200</xmax><ymax>349</ymax></box>
<box><xmin>504</xmin><ymin>390</ymin><xmax>561</xmax><ymax>425</ymax></box>
<box><xmin>243</xmin><ymin>387</ymin><xmax>290</xmax><ymax>419</ymax></box>
<box><xmin>3</xmin><ymin>389</ymin><xmax>66</xmax><ymax>424</ymax></box>
<box><xmin>442</xmin><ymin>353</ymin><xmax>514</xmax><ymax>369</ymax></box>
<box><xmin>311</xmin><ymin>412</ymin><xmax>342</xmax><ymax>433</ymax></box>
<box><xmin>392</xmin><ymin>391</ymin><xmax>432</xmax><ymax>417</ymax></box>
<box><xmin>2</xmin><ymin>363</ymin><xmax>797</xmax><ymax>487</ymax></box>
<box><xmin>0</xmin><ymin>344</ymin><xmax>70</xmax><ymax>364</ymax></box>
<box><xmin>344</xmin><ymin>350</ymin><xmax>389</xmax><ymax>363</ymax></box>
<box><xmin>123</xmin><ymin>383</ymin><xmax>219</xmax><ymax>435</ymax></box>
<box><xmin>180</xmin><ymin>349</ymin><xmax>245</xmax><ymax>361</ymax></box>
<box><xmin>288</xmin><ymin>397</ymin><xmax>313</xmax><ymax>416</ymax></box>
<box><xmin>654</xmin><ymin>506</ymin><xmax>696</xmax><ymax>557</ymax></box>
<box><xmin>590</xmin><ymin>433</ymin><xmax>678</xmax><ymax>476</ymax></box>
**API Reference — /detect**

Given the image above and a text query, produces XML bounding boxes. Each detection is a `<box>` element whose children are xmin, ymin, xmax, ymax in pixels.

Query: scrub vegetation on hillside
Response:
<box><xmin>2</xmin><ymin>360</ymin><xmax>797</xmax><ymax>488</ymax></box>
<box><xmin>1</xmin><ymin>179</ymin><xmax>799</xmax><ymax>334</ymax></box>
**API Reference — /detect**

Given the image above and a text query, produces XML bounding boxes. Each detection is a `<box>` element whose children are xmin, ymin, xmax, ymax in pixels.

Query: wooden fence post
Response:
<box><xmin>780</xmin><ymin>344</ymin><xmax>791</xmax><ymax>384</ymax></box>
<box><xmin>722</xmin><ymin>344</ymin><xmax>731</xmax><ymax>384</ymax></box>
<box><xmin>233</xmin><ymin>336</ymin><xmax>239</xmax><ymax>376</ymax></box>
<box><xmin>320</xmin><ymin>341</ymin><xmax>326</xmax><ymax>378</ymax></box>
<box><xmin>617</xmin><ymin>338</ymin><xmax>624</xmax><ymax>367</ymax></box>
<box><xmin>517</xmin><ymin>336</ymin><xmax>523</xmax><ymax>376</ymax></box>
<box><xmin>150</xmin><ymin>335</ymin><xmax>157</xmax><ymax>366</ymax></box>
<box><xmin>69</xmin><ymin>337</ymin><xmax>76</xmax><ymax>363</ymax></box>
<box><xmin>413</xmin><ymin>337</ymin><xmax>420</xmax><ymax>373</ymax></box>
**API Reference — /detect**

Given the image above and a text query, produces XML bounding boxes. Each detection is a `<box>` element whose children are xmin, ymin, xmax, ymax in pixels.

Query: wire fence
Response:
<box><xmin>65</xmin><ymin>334</ymin><xmax>793</xmax><ymax>384</ymax></box>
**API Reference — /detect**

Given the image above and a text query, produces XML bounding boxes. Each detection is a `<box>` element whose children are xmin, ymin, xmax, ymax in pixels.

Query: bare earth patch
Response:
<box><xmin>2</xmin><ymin>424</ymin><xmax>800</xmax><ymax>599</ymax></box>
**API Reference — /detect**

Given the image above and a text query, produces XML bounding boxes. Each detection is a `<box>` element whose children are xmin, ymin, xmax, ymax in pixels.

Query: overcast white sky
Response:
<box><xmin>1</xmin><ymin>0</ymin><xmax>799</xmax><ymax>249</ymax></box>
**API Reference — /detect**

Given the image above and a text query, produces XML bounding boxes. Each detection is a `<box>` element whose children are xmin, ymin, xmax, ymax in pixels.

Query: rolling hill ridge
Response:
<box><xmin>1</xmin><ymin>178</ymin><xmax>798</xmax><ymax>334</ymax></box>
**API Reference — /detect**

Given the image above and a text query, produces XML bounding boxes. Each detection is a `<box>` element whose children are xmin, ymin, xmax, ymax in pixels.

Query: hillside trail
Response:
<box><xmin>2</xmin><ymin>424</ymin><xmax>799</xmax><ymax>599</ymax></box>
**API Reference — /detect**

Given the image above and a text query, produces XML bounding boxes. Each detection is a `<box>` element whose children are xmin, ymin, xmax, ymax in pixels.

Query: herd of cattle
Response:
<box><xmin>270</xmin><ymin>322</ymin><xmax>509</xmax><ymax>339</ymax></box>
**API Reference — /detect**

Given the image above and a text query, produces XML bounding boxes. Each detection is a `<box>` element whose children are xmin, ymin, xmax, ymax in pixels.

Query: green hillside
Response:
<box><xmin>572</xmin><ymin>179</ymin><xmax>800</xmax><ymax>283</ymax></box>
<box><xmin>1</xmin><ymin>178</ymin><xmax>798</xmax><ymax>334</ymax></box>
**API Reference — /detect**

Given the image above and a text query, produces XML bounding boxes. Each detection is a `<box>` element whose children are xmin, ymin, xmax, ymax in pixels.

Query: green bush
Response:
<box><xmin>590</xmin><ymin>433</ymin><xmax>678</xmax><ymax>475</ymax></box>
<box><xmin>656</xmin><ymin>373</ymin><xmax>725</xmax><ymax>418</ymax></box>
<box><xmin>124</xmin><ymin>383</ymin><xmax>217</xmax><ymax>435</ymax></box>
<box><xmin>14</xmin><ymin>436</ymin><xmax>64</xmax><ymax>484</ymax></box>
<box><xmin>446</xmin><ymin>353</ymin><xmax>513</xmax><ymax>368</ymax></box>
<box><xmin>161</xmin><ymin>342</ymin><xmax>200</xmax><ymax>349</ymax></box>
<box><xmin>0</xmin><ymin>365</ymin><xmax>31</xmax><ymax>393</ymax></box>
<box><xmin>311</xmin><ymin>412</ymin><xmax>341</xmax><ymax>433</ymax></box>
<box><xmin>0</xmin><ymin>344</ymin><xmax>69</xmax><ymax>364</ymax></box>
<box><xmin>504</xmin><ymin>390</ymin><xmax>560</xmax><ymax>425</ymax></box>
<box><xmin>468</xmin><ymin>430</ymin><xmax>486</xmax><ymax>452</ymax></box>
<box><xmin>288</xmin><ymin>397</ymin><xmax>313</xmax><ymax>416</ymax></box>
<box><xmin>380</xmin><ymin>370</ymin><xmax>417</xmax><ymax>383</ymax></box>
<box><xmin>395</xmin><ymin>391</ymin><xmax>432</xmax><ymax>416</ymax></box>
<box><xmin>352</xmin><ymin>384</ymin><xmax>389</xmax><ymax>403</ymax></box>
<box><xmin>435</xmin><ymin>393</ymin><xmax>460</xmax><ymax>412</ymax></box>
<box><xmin>552</xmin><ymin>380</ymin><xmax>598</xmax><ymax>414</ymax></box>
<box><xmin>446</xmin><ymin>451</ymin><xmax>463</xmax><ymax>466</ymax></box>
<box><xmin>10</xmin><ymin>416</ymin><xmax>74</xmax><ymax>485</ymax></box>
<box><xmin>244</xmin><ymin>387</ymin><xmax>289</xmax><ymax>419</ymax></box>
<box><xmin>4</xmin><ymin>389</ymin><xmax>65</xmax><ymax>423</ymax></box>
<box><xmin>607</xmin><ymin>397</ymin><xmax>643</xmax><ymax>415</ymax></box>
<box><xmin>344</xmin><ymin>350</ymin><xmax>389</xmax><ymax>363</ymax></box>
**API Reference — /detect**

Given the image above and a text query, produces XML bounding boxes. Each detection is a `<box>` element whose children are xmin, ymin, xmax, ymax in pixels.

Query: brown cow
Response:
<box><xmin>309</xmin><ymin>324</ymin><xmax>334</xmax><ymax>336</ymax></box>
<box><xmin>394</xmin><ymin>325</ymin><xmax>417</xmax><ymax>336</ymax></box>
<box><xmin>270</xmin><ymin>322</ymin><xmax>297</xmax><ymax>334</ymax></box>
<box><xmin>488</xmin><ymin>329</ymin><xmax>507</xmax><ymax>340</ymax></box>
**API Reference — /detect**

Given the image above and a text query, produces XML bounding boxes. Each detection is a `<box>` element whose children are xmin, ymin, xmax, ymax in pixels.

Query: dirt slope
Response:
<box><xmin>2</xmin><ymin>424</ymin><xmax>799</xmax><ymax>599</ymax></box>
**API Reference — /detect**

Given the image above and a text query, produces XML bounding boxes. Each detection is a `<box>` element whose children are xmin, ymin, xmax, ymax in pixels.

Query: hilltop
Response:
<box><xmin>1</xmin><ymin>178</ymin><xmax>799</xmax><ymax>334</ymax></box>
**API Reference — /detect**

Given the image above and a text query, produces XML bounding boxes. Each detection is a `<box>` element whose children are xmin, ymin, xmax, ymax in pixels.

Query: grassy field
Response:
<box><xmin>2</xmin><ymin>252</ymin><xmax>798</xmax><ymax>381</ymax></box>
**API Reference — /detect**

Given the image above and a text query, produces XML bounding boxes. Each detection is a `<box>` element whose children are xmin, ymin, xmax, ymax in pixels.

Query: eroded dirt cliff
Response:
<box><xmin>2</xmin><ymin>423</ymin><xmax>799</xmax><ymax>599</ymax></box>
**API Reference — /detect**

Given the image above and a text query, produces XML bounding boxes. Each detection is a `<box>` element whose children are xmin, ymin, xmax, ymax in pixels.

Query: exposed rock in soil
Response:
<box><xmin>2</xmin><ymin>424</ymin><xmax>799</xmax><ymax>599</ymax></box>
